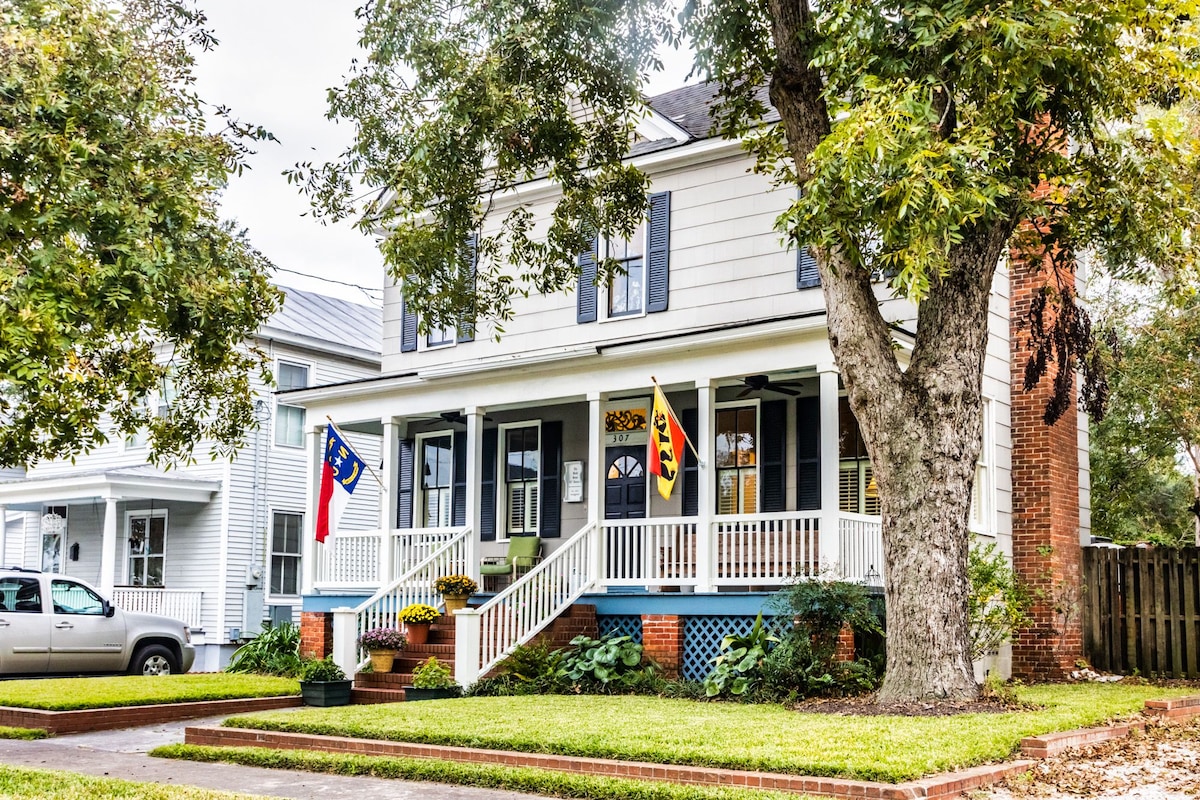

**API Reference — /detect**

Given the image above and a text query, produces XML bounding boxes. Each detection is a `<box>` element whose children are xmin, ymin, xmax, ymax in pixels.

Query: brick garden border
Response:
<box><xmin>0</xmin><ymin>696</ymin><xmax>301</xmax><ymax>735</ymax></box>
<box><xmin>182</xmin><ymin>694</ymin><xmax>1200</xmax><ymax>799</ymax></box>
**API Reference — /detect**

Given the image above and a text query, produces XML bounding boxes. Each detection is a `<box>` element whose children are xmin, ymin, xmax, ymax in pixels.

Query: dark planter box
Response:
<box><xmin>403</xmin><ymin>687</ymin><xmax>461</xmax><ymax>702</ymax></box>
<box><xmin>300</xmin><ymin>680</ymin><xmax>353</xmax><ymax>707</ymax></box>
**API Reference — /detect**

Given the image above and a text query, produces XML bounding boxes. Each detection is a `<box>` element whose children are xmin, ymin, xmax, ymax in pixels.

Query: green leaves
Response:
<box><xmin>1</xmin><ymin>0</ymin><xmax>280</xmax><ymax>466</ymax></box>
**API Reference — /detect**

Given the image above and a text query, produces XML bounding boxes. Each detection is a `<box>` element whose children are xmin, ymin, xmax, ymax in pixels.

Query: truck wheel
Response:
<box><xmin>129</xmin><ymin>645</ymin><xmax>178</xmax><ymax>676</ymax></box>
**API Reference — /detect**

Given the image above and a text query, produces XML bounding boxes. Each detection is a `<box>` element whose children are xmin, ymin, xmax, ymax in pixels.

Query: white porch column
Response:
<box><xmin>696</xmin><ymin>379</ymin><xmax>716</xmax><ymax>593</ymax></box>
<box><xmin>301</xmin><ymin>423</ymin><xmax>323</xmax><ymax>596</ymax></box>
<box><xmin>0</xmin><ymin>504</ymin><xmax>7</xmax><ymax>566</ymax></box>
<box><xmin>99</xmin><ymin>497</ymin><xmax>119</xmax><ymax>595</ymax></box>
<box><xmin>465</xmin><ymin>407</ymin><xmax>485</xmax><ymax>583</ymax></box>
<box><xmin>331</xmin><ymin>606</ymin><xmax>358</xmax><ymax>676</ymax></box>
<box><xmin>818</xmin><ymin>363</ymin><xmax>841</xmax><ymax>575</ymax></box>
<box><xmin>379</xmin><ymin>418</ymin><xmax>401</xmax><ymax>587</ymax></box>
<box><xmin>587</xmin><ymin>392</ymin><xmax>604</xmax><ymax>587</ymax></box>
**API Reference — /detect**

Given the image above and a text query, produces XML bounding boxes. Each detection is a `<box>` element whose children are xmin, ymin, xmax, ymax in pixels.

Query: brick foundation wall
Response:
<box><xmin>832</xmin><ymin>624</ymin><xmax>856</xmax><ymax>663</ymax></box>
<box><xmin>300</xmin><ymin>611</ymin><xmax>333</xmax><ymax>659</ymax></box>
<box><xmin>642</xmin><ymin>615</ymin><xmax>683</xmax><ymax>678</ymax></box>
<box><xmin>1009</xmin><ymin>228</ymin><xmax>1084</xmax><ymax>680</ymax></box>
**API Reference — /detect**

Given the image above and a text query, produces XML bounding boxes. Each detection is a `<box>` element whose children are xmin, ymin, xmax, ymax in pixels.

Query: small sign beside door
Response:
<box><xmin>563</xmin><ymin>460</ymin><xmax>585</xmax><ymax>503</ymax></box>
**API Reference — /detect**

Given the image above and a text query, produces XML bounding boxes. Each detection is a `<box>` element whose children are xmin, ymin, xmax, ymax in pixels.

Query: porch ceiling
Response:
<box><xmin>0</xmin><ymin>465</ymin><xmax>220</xmax><ymax>510</ymax></box>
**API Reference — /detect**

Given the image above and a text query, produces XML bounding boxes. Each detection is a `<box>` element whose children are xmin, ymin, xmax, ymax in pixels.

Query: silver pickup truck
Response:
<box><xmin>0</xmin><ymin>567</ymin><xmax>195</xmax><ymax>675</ymax></box>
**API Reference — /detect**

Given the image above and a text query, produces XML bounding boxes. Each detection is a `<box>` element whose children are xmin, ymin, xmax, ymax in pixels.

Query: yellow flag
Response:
<box><xmin>649</xmin><ymin>385</ymin><xmax>685</xmax><ymax>500</ymax></box>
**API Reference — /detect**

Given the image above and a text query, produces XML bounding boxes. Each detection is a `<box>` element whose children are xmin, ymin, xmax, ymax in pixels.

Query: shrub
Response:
<box><xmin>298</xmin><ymin>657</ymin><xmax>346</xmax><ymax>682</ymax></box>
<box><xmin>225</xmin><ymin>622</ymin><xmax>302</xmax><ymax>677</ymax></box>
<box><xmin>969</xmin><ymin>542</ymin><xmax>1032</xmax><ymax>660</ymax></box>
<box><xmin>411</xmin><ymin>657</ymin><xmax>460</xmax><ymax>690</ymax></box>
<box><xmin>398</xmin><ymin>603</ymin><xmax>440</xmax><ymax>624</ymax></box>
<box><xmin>773</xmin><ymin>578</ymin><xmax>881</xmax><ymax>664</ymax></box>
<box><xmin>433</xmin><ymin>575</ymin><xmax>478</xmax><ymax>595</ymax></box>
<box><xmin>703</xmin><ymin>613</ymin><xmax>778</xmax><ymax>698</ymax></box>
<box><xmin>556</xmin><ymin>634</ymin><xmax>645</xmax><ymax>687</ymax></box>
<box><xmin>357</xmin><ymin>627</ymin><xmax>407</xmax><ymax>651</ymax></box>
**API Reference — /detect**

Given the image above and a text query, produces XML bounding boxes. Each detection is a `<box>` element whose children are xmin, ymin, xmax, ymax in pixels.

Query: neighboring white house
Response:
<box><xmin>0</xmin><ymin>287</ymin><xmax>381</xmax><ymax>670</ymax></box>
<box><xmin>284</xmin><ymin>83</ymin><xmax>1090</xmax><ymax>683</ymax></box>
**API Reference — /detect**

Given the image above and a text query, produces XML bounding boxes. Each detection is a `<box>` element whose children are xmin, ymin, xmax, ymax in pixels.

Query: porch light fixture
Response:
<box><xmin>863</xmin><ymin>565</ymin><xmax>882</xmax><ymax>588</ymax></box>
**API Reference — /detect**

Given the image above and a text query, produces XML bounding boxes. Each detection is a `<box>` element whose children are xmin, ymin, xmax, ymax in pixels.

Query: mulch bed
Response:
<box><xmin>792</xmin><ymin>693</ymin><xmax>1032</xmax><ymax>716</ymax></box>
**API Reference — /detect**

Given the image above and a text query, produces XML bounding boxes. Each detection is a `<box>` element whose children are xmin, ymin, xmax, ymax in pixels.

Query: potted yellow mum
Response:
<box><xmin>433</xmin><ymin>574</ymin><xmax>478</xmax><ymax>613</ymax></box>
<box><xmin>397</xmin><ymin>603</ymin><xmax>440</xmax><ymax>645</ymax></box>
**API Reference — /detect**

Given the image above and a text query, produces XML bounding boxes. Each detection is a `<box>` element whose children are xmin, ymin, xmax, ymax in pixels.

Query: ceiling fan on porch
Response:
<box><xmin>736</xmin><ymin>374</ymin><xmax>803</xmax><ymax>398</ymax></box>
<box><xmin>412</xmin><ymin>411</ymin><xmax>494</xmax><ymax>426</ymax></box>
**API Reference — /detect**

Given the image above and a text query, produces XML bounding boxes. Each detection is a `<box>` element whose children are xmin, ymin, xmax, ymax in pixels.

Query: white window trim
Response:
<box><xmin>273</xmin><ymin>359</ymin><xmax>313</xmax><ymax>450</ymax></box>
<box><xmin>714</xmin><ymin>399</ymin><xmax>761</xmax><ymax>515</ymax></box>
<box><xmin>422</xmin><ymin>319</ymin><xmax>459</xmax><ymax>351</ymax></box>
<box><xmin>496</xmin><ymin>420</ymin><xmax>542</xmax><ymax>542</ymax></box>
<box><xmin>970</xmin><ymin>397</ymin><xmax>995</xmax><ymax>536</ymax></box>
<box><xmin>122</xmin><ymin>508</ymin><xmax>168</xmax><ymax>587</ymax></box>
<box><xmin>599</xmin><ymin>225</ymin><xmax>649</xmax><ymax>323</ymax></box>
<box><xmin>415</xmin><ymin>430</ymin><xmax>455</xmax><ymax>528</ymax></box>
<box><xmin>267</xmin><ymin>507</ymin><xmax>304</xmax><ymax>600</ymax></box>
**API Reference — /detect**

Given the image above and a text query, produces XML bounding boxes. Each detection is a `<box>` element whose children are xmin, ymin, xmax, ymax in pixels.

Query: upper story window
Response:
<box><xmin>400</xmin><ymin>234</ymin><xmax>479</xmax><ymax>353</ymax></box>
<box><xmin>275</xmin><ymin>362</ymin><xmax>309</xmax><ymax>448</ymax></box>
<box><xmin>606</xmin><ymin>221</ymin><xmax>646</xmax><ymax>318</ymax></box>
<box><xmin>426</xmin><ymin>321</ymin><xmax>457</xmax><ymax>348</ymax></box>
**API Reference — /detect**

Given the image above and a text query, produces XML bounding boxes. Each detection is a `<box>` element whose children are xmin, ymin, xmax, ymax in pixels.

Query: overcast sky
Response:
<box><xmin>192</xmin><ymin>1</ymin><xmax>694</xmax><ymax>306</ymax></box>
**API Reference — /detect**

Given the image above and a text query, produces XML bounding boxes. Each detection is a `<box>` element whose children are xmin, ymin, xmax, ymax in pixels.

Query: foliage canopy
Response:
<box><xmin>1</xmin><ymin>0</ymin><xmax>279</xmax><ymax>466</ymax></box>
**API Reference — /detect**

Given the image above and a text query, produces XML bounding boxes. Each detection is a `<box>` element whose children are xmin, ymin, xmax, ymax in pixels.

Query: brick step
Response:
<box><xmin>351</xmin><ymin>687</ymin><xmax>406</xmax><ymax>704</ymax></box>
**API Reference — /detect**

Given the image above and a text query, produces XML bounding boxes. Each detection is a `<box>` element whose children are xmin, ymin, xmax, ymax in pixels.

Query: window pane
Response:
<box><xmin>715</xmin><ymin>410</ymin><xmax>737</xmax><ymax>468</ymax></box>
<box><xmin>740</xmin><ymin>470</ymin><xmax>757</xmax><ymax>513</ymax></box>
<box><xmin>51</xmin><ymin>580</ymin><xmax>103</xmax><ymax>615</ymax></box>
<box><xmin>278</xmin><ymin>363</ymin><xmax>309</xmax><ymax>391</ymax></box>
<box><xmin>276</xmin><ymin>405</ymin><xmax>305</xmax><ymax>447</ymax></box>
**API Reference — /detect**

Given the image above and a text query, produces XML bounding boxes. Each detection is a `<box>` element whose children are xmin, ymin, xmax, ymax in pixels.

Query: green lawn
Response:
<box><xmin>222</xmin><ymin>683</ymin><xmax>1195</xmax><ymax>783</ymax></box>
<box><xmin>0</xmin><ymin>765</ymin><xmax>264</xmax><ymax>799</ymax></box>
<box><xmin>0</xmin><ymin>674</ymin><xmax>299</xmax><ymax>711</ymax></box>
<box><xmin>0</xmin><ymin>726</ymin><xmax>48</xmax><ymax>740</ymax></box>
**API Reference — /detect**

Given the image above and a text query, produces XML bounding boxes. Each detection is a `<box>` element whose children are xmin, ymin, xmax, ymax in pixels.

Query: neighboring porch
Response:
<box><xmin>0</xmin><ymin>465</ymin><xmax>217</xmax><ymax>630</ymax></box>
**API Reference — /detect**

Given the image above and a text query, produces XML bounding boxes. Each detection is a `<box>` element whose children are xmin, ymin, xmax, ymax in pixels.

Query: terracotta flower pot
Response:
<box><xmin>404</xmin><ymin>622</ymin><xmax>430</xmax><ymax>645</ymax></box>
<box><xmin>443</xmin><ymin>594</ymin><xmax>470</xmax><ymax>613</ymax></box>
<box><xmin>368</xmin><ymin>649</ymin><xmax>396</xmax><ymax>673</ymax></box>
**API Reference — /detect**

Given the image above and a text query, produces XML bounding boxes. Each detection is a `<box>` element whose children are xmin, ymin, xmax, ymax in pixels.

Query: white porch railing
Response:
<box><xmin>314</xmin><ymin>528</ymin><xmax>463</xmax><ymax>589</ymax></box>
<box><xmin>330</xmin><ymin>526</ymin><xmax>472</xmax><ymax>674</ymax></box>
<box><xmin>111</xmin><ymin>588</ymin><xmax>203</xmax><ymax>629</ymax></box>
<box><xmin>455</xmin><ymin>522</ymin><xmax>597</xmax><ymax>685</ymax></box>
<box><xmin>601</xmin><ymin>517</ymin><xmax>698</xmax><ymax>587</ymax></box>
<box><xmin>714</xmin><ymin>512</ymin><xmax>822</xmax><ymax>585</ymax></box>
<box><xmin>839</xmin><ymin>512</ymin><xmax>884</xmax><ymax>584</ymax></box>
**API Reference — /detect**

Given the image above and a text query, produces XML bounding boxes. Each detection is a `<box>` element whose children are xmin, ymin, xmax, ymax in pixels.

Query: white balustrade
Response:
<box><xmin>600</xmin><ymin>518</ymin><xmax>697</xmax><ymax>587</ymax></box>
<box><xmin>457</xmin><ymin>522</ymin><xmax>597</xmax><ymax>685</ymax></box>
<box><xmin>314</xmin><ymin>530</ymin><xmax>383</xmax><ymax>588</ymax></box>
<box><xmin>111</xmin><ymin>588</ymin><xmax>203</xmax><ymax>629</ymax></box>
<box><xmin>713</xmin><ymin>512</ymin><xmax>822</xmax><ymax>584</ymax></box>
<box><xmin>342</xmin><ymin>526</ymin><xmax>473</xmax><ymax>668</ymax></box>
<box><xmin>838</xmin><ymin>512</ymin><xmax>884</xmax><ymax>584</ymax></box>
<box><xmin>391</xmin><ymin>528</ymin><xmax>460</xmax><ymax>573</ymax></box>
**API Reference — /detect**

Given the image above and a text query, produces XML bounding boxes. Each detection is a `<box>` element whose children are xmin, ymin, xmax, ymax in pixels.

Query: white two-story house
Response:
<box><xmin>0</xmin><ymin>287</ymin><xmax>381</xmax><ymax>670</ymax></box>
<box><xmin>289</xmin><ymin>83</ymin><xmax>1090</xmax><ymax>684</ymax></box>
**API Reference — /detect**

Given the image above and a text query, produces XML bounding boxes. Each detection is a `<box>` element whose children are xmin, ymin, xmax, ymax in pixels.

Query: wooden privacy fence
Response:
<box><xmin>1083</xmin><ymin>546</ymin><xmax>1200</xmax><ymax>679</ymax></box>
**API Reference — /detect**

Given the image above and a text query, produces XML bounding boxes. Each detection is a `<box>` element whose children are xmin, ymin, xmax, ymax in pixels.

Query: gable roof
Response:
<box><xmin>629</xmin><ymin>82</ymin><xmax>778</xmax><ymax>157</ymax></box>
<box><xmin>261</xmin><ymin>286</ymin><xmax>382</xmax><ymax>362</ymax></box>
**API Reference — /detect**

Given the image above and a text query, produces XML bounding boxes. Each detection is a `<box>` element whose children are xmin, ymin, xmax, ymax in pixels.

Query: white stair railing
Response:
<box><xmin>331</xmin><ymin>526</ymin><xmax>472</xmax><ymax>674</ymax></box>
<box><xmin>455</xmin><ymin>522</ymin><xmax>598</xmax><ymax>685</ymax></box>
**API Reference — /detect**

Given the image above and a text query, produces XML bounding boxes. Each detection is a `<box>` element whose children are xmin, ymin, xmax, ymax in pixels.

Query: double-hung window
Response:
<box><xmin>970</xmin><ymin>399</ymin><xmax>993</xmax><ymax>534</ymax></box>
<box><xmin>275</xmin><ymin>362</ymin><xmax>309</xmax><ymax>448</ymax></box>
<box><xmin>127</xmin><ymin>511</ymin><xmax>166</xmax><ymax>587</ymax></box>
<box><xmin>503</xmin><ymin>424</ymin><xmax>540</xmax><ymax>536</ymax></box>
<box><xmin>41</xmin><ymin>506</ymin><xmax>67</xmax><ymax>573</ymax></box>
<box><xmin>838</xmin><ymin>397</ymin><xmax>880</xmax><ymax>516</ymax></box>
<box><xmin>606</xmin><ymin>221</ymin><xmax>646</xmax><ymax>318</ymax></box>
<box><xmin>419</xmin><ymin>434</ymin><xmax>454</xmax><ymax>527</ymax></box>
<box><xmin>715</xmin><ymin>404</ymin><xmax>758</xmax><ymax>514</ymax></box>
<box><xmin>270</xmin><ymin>512</ymin><xmax>303</xmax><ymax>596</ymax></box>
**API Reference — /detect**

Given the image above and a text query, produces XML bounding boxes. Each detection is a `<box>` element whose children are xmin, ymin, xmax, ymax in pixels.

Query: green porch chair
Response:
<box><xmin>479</xmin><ymin>536</ymin><xmax>542</xmax><ymax>591</ymax></box>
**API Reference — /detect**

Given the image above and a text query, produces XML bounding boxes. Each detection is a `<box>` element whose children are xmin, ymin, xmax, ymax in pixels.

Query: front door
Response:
<box><xmin>604</xmin><ymin>446</ymin><xmax>646</xmax><ymax>519</ymax></box>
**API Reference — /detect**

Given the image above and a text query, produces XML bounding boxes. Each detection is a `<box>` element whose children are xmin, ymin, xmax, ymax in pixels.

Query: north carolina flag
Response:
<box><xmin>649</xmin><ymin>385</ymin><xmax>686</xmax><ymax>500</ymax></box>
<box><xmin>316</xmin><ymin>424</ymin><xmax>366</xmax><ymax>543</ymax></box>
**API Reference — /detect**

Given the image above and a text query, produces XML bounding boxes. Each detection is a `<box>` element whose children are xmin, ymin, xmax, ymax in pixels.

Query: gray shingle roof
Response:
<box><xmin>264</xmin><ymin>286</ymin><xmax>382</xmax><ymax>357</ymax></box>
<box><xmin>644</xmin><ymin>82</ymin><xmax>778</xmax><ymax>142</ymax></box>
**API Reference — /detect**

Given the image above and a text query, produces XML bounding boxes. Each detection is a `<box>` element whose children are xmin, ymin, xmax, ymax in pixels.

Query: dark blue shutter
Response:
<box><xmin>577</xmin><ymin>236</ymin><xmax>598</xmax><ymax>323</ymax></box>
<box><xmin>646</xmin><ymin>191</ymin><xmax>671</xmax><ymax>313</ymax></box>
<box><xmin>396</xmin><ymin>438</ymin><xmax>415</xmax><ymax>528</ymax></box>
<box><xmin>761</xmin><ymin>400</ymin><xmax>787</xmax><ymax>512</ymax></box>
<box><xmin>539</xmin><ymin>421</ymin><xmax>562</xmax><ymax>538</ymax></box>
<box><xmin>457</xmin><ymin>234</ymin><xmax>478</xmax><ymax>343</ymax></box>
<box><xmin>480</xmin><ymin>428</ymin><xmax>498</xmax><ymax>541</ymax></box>
<box><xmin>452</xmin><ymin>430</ymin><xmax>467</xmax><ymax>526</ymax></box>
<box><xmin>682</xmin><ymin>407</ymin><xmax>698</xmax><ymax>517</ymax></box>
<box><xmin>400</xmin><ymin>297</ymin><xmax>418</xmax><ymax>352</ymax></box>
<box><xmin>797</xmin><ymin>246</ymin><xmax>820</xmax><ymax>289</ymax></box>
<box><xmin>795</xmin><ymin>396</ymin><xmax>821</xmax><ymax>510</ymax></box>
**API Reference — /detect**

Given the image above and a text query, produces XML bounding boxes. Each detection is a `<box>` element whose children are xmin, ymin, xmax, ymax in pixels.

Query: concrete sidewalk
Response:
<box><xmin>0</xmin><ymin>715</ymin><xmax>539</xmax><ymax>800</ymax></box>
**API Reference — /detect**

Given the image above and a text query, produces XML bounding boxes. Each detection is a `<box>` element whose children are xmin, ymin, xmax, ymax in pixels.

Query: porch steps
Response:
<box><xmin>351</xmin><ymin>614</ymin><xmax>456</xmax><ymax>704</ymax></box>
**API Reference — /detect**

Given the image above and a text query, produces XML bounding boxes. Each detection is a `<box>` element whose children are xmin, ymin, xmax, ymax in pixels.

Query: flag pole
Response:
<box><xmin>325</xmin><ymin>415</ymin><xmax>387</xmax><ymax>491</ymax></box>
<box><xmin>650</xmin><ymin>377</ymin><xmax>701</xmax><ymax>461</ymax></box>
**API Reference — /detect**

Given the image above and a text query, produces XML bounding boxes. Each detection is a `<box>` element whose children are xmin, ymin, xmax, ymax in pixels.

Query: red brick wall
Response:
<box><xmin>1009</xmin><ymin>229</ymin><xmax>1084</xmax><ymax>680</ymax></box>
<box><xmin>832</xmin><ymin>624</ymin><xmax>856</xmax><ymax>663</ymax></box>
<box><xmin>300</xmin><ymin>611</ymin><xmax>333</xmax><ymax>659</ymax></box>
<box><xmin>642</xmin><ymin>615</ymin><xmax>683</xmax><ymax>678</ymax></box>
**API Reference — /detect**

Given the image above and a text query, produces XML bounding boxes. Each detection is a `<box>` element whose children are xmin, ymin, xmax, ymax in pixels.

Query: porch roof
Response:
<box><xmin>0</xmin><ymin>465</ymin><xmax>220</xmax><ymax>510</ymax></box>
